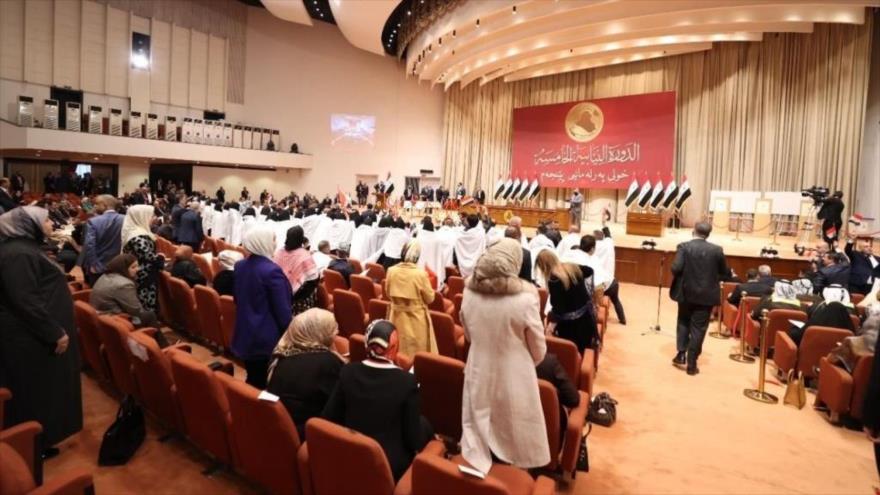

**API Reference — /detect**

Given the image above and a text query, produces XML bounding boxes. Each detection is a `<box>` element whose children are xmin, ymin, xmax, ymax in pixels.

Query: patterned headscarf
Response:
<box><xmin>401</xmin><ymin>240</ymin><xmax>421</xmax><ymax>264</ymax></box>
<box><xmin>268</xmin><ymin>308</ymin><xmax>343</xmax><ymax>381</ymax></box>
<box><xmin>771</xmin><ymin>280</ymin><xmax>797</xmax><ymax>301</ymax></box>
<box><xmin>0</xmin><ymin>206</ymin><xmax>49</xmax><ymax>242</ymax></box>
<box><xmin>822</xmin><ymin>285</ymin><xmax>851</xmax><ymax>305</ymax></box>
<box><xmin>122</xmin><ymin>205</ymin><xmax>155</xmax><ymax>245</ymax></box>
<box><xmin>365</xmin><ymin>319</ymin><xmax>400</xmax><ymax>363</ymax></box>
<box><xmin>792</xmin><ymin>278</ymin><xmax>813</xmax><ymax>296</ymax></box>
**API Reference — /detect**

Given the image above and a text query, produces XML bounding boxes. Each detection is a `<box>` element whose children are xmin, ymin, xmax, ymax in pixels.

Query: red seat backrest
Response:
<box><xmin>71</xmin><ymin>289</ymin><xmax>92</xmax><ymax>303</ymax></box>
<box><xmin>349</xmin><ymin>259</ymin><xmax>363</xmax><ymax>274</ymax></box>
<box><xmin>445</xmin><ymin>276</ymin><xmax>464</xmax><ymax>298</ymax></box>
<box><xmin>216</xmin><ymin>373</ymin><xmax>303</xmax><ymax>495</ymax></box>
<box><xmin>365</xmin><ymin>263</ymin><xmax>386</xmax><ymax>282</ymax></box>
<box><xmin>413</xmin><ymin>352</ymin><xmax>464</xmax><ymax>440</ymax></box>
<box><xmin>168</xmin><ymin>350</ymin><xmax>235</xmax><ymax>465</ymax></box>
<box><xmin>411</xmin><ymin>453</ymin><xmax>521</xmax><ymax>495</ymax></box>
<box><xmin>766</xmin><ymin>309</ymin><xmax>806</xmax><ymax>344</ymax></box>
<box><xmin>302</xmin><ymin>418</ymin><xmax>395</xmax><ymax>495</ymax></box>
<box><xmin>193</xmin><ymin>254</ymin><xmax>214</xmax><ymax>284</ymax></box>
<box><xmin>368</xmin><ymin>299</ymin><xmax>390</xmax><ymax>323</ymax></box>
<box><xmin>349</xmin><ymin>334</ymin><xmax>367</xmax><ymax>363</ymax></box>
<box><xmin>168</xmin><ymin>276</ymin><xmax>202</xmax><ymax>338</ymax></box>
<box><xmin>537</xmin><ymin>288</ymin><xmax>548</xmax><ymax>319</ymax></box>
<box><xmin>537</xmin><ymin>379</ymin><xmax>561</xmax><ymax>470</ymax></box>
<box><xmin>73</xmin><ymin>301</ymin><xmax>110</xmax><ymax>381</ymax></box>
<box><xmin>127</xmin><ymin>332</ymin><xmax>183</xmax><ymax>431</ymax></box>
<box><xmin>428</xmin><ymin>311</ymin><xmax>459</xmax><ymax>359</ymax></box>
<box><xmin>194</xmin><ymin>285</ymin><xmax>224</xmax><ymax>348</ymax></box>
<box><xmin>219</xmin><ymin>295</ymin><xmax>237</xmax><ymax>350</ymax></box>
<box><xmin>427</xmin><ymin>291</ymin><xmax>447</xmax><ymax>313</ymax></box>
<box><xmin>452</xmin><ymin>294</ymin><xmax>463</xmax><ymax>326</ymax></box>
<box><xmin>95</xmin><ymin>315</ymin><xmax>139</xmax><ymax>397</ymax></box>
<box><xmin>350</xmin><ymin>274</ymin><xmax>378</xmax><ymax>309</ymax></box>
<box><xmin>323</xmin><ymin>269</ymin><xmax>348</xmax><ymax>294</ymax></box>
<box><xmin>332</xmin><ymin>289</ymin><xmax>366</xmax><ymax>337</ymax></box>
<box><xmin>545</xmin><ymin>336</ymin><xmax>581</xmax><ymax>387</ymax></box>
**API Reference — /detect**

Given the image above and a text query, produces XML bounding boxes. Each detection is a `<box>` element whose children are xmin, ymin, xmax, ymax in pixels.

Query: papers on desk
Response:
<box><xmin>789</xmin><ymin>320</ymin><xmax>805</xmax><ymax>329</ymax></box>
<box><xmin>458</xmin><ymin>465</ymin><xmax>486</xmax><ymax>479</ymax></box>
<box><xmin>257</xmin><ymin>390</ymin><xmax>280</xmax><ymax>402</ymax></box>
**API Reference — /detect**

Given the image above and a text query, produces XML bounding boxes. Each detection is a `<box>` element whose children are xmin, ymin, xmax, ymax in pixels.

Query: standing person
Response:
<box><xmin>535</xmin><ymin>249</ymin><xmax>598</xmax><ymax>353</ymax></box>
<box><xmin>240</xmin><ymin>186</ymin><xmax>250</xmax><ymax>201</ymax></box>
<box><xmin>504</xmin><ymin>227</ymin><xmax>532</xmax><ymax>282</ymax></box>
<box><xmin>216</xmin><ymin>186</ymin><xmax>226</xmax><ymax>203</ymax></box>
<box><xmin>0</xmin><ymin>178</ymin><xmax>17</xmax><ymax>213</ymax></box>
<box><xmin>818</xmin><ymin>191</ymin><xmax>845</xmax><ymax>248</ymax></box>
<box><xmin>845</xmin><ymin>233</ymin><xmax>880</xmax><ymax>295</ymax></box>
<box><xmin>81</xmin><ymin>194</ymin><xmax>124</xmax><ymax>286</ymax></box>
<box><xmin>863</xmin><ymin>335</ymin><xmax>880</xmax><ymax>478</ymax></box>
<box><xmin>234</xmin><ymin>228</ymin><xmax>293</xmax><ymax>388</ymax></box>
<box><xmin>212</xmin><ymin>250</ymin><xmax>242</xmax><ymax>297</ymax></box>
<box><xmin>569</xmin><ymin>189</ymin><xmax>583</xmax><ymax>227</ymax></box>
<box><xmin>460</xmin><ymin>238</ymin><xmax>549</xmax><ymax>474</ymax></box>
<box><xmin>176</xmin><ymin>202</ymin><xmax>204</xmax><ymax>252</ymax></box>
<box><xmin>122</xmin><ymin>205</ymin><xmax>165</xmax><ymax>313</ymax></box>
<box><xmin>0</xmin><ymin>206</ymin><xmax>82</xmax><ymax>456</ymax></box>
<box><xmin>670</xmin><ymin>221</ymin><xmax>729</xmax><ymax>375</ymax></box>
<box><xmin>274</xmin><ymin>226</ymin><xmax>320</xmax><ymax>316</ymax></box>
<box><xmin>385</xmin><ymin>241</ymin><xmax>436</xmax><ymax>356</ymax></box>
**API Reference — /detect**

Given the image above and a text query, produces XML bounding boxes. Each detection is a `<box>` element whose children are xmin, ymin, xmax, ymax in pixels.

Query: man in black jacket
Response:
<box><xmin>812</xmin><ymin>252</ymin><xmax>851</xmax><ymax>294</ymax></box>
<box><xmin>670</xmin><ymin>221</ymin><xmax>729</xmax><ymax>375</ymax></box>
<box><xmin>0</xmin><ymin>178</ymin><xmax>18</xmax><ymax>213</ymax></box>
<box><xmin>505</xmin><ymin>226</ymin><xmax>533</xmax><ymax>284</ymax></box>
<box><xmin>728</xmin><ymin>268</ymin><xmax>774</xmax><ymax>307</ymax></box>
<box><xmin>845</xmin><ymin>235</ymin><xmax>879</xmax><ymax>295</ymax></box>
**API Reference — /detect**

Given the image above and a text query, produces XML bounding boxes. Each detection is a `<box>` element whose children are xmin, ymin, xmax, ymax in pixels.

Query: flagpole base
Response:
<box><xmin>744</xmin><ymin>389</ymin><xmax>778</xmax><ymax>404</ymax></box>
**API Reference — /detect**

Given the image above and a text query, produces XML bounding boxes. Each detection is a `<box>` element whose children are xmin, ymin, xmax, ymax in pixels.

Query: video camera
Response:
<box><xmin>801</xmin><ymin>186</ymin><xmax>829</xmax><ymax>206</ymax></box>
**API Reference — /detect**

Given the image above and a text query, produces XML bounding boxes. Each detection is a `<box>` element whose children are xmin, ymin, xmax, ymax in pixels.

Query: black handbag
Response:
<box><xmin>576</xmin><ymin>424</ymin><xmax>592</xmax><ymax>472</ymax></box>
<box><xmin>587</xmin><ymin>392</ymin><xmax>618</xmax><ymax>427</ymax></box>
<box><xmin>98</xmin><ymin>395</ymin><xmax>145</xmax><ymax>466</ymax></box>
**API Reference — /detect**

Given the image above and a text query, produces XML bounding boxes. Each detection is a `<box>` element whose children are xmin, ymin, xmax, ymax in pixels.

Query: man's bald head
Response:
<box><xmin>95</xmin><ymin>194</ymin><xmax>117</xmax><ymax>213</ymax></box>
<box><xmin>504</xmin><ymin>226</ymin><xmax>521</xmax><ymax>240</ymax></box>
<box><xmin>508</xmin><ymin>216</ymin><xmax>522</xmax><ymax>228</ymax></box>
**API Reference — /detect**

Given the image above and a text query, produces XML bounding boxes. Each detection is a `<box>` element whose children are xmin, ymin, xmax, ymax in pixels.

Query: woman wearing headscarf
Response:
<box><xmin>788</xmin><ymin>284</ymin><xmax>856</xmax><ymax>346</ymax></box>
<box><xmin>267</xmin><ymin>308</ymin><xmax>345</xmax><ymax>439</ymax></box>
<box><xmin>535</xmin><ymin>248</ymin><xmax>598</xmax><ymax>353</ymax></box>
<box><xmin>90</xmin><ymin>253</ymin><xmax>158</xmax><ymax>327</ymax></box>
<box><xmin>0</xmin><ymin>206</ymin><xmax>82</xmax><ymax>456</ymax></box>
<box><xmin>322</xmin><ymin>320</ymin><xmax>433</xmax><ymax>481</ymax></box>
<box><xmin>274</xmin><ymin>226</ymin><xmax>319</xmax><ymax>315</ymax></box>
<box><xmin>122</xmin><ymin>204</ymin><xmax>164</xmax><ymax>313</ymax></box>
<box><xmin>384</xmin><ymin>241</ymin><xmax>436</xmax><ymax>356</ymax></box>
<box><xmin>460</xmin><ymin>238</ymin><xmax>549</xmax><ymax>475</ymax></box>
<box><xmin>212</xmin><ymin>249</ymin><xmax>243</xmax><ymax>297</ymax></box>
<box><xmin>233</xmin><ymin>228</ymin><xmax>293</xmax><ymax>388</ymax></box>
<box><xmin>828</xmin><ymin>302</ymin><xmax>880</xmax><ymax>372</ymax></box>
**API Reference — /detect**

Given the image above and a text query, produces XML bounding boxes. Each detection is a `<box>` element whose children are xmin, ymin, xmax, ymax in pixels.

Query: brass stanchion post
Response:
<box><xmin>729</xmin><ymin>291</ymin><xmax>756</xmax><ymax>363</ymax></box>
<box><xmin>744</xmin><ymin>309</ymin><xmax>779</xmax><ymax>404</ymax></box>
<box><xmin>709</xmin><ymin>281</ymin><xmax>730</xmax><ymax>339</ymax></box>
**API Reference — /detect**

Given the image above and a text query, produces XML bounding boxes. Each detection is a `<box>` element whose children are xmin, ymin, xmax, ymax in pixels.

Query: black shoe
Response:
<box><xmin>672</xmin><ymin>352</ymin><xmax>686</xmax><ymax>366</ymax></box>
<box><xmin>619</xmin><ymin>319</ymin><xmax>627</xmax><ymax>325</ymax></box>
<box><xmin>687</xmin><ymin>365</ymin><xmax>700</xmax><ymax>376</ymax></box>
<box><xmin>42</xmin><ymin>447</ymin><xmax>60</xmax><ymax>460</ymax></box>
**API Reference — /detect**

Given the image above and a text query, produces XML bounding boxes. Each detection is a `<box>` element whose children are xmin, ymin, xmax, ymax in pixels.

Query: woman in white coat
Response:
<box><xmin>460</xmin><ymin>237</ymin><xmax>549</xmax><ymax>474</ymax></box>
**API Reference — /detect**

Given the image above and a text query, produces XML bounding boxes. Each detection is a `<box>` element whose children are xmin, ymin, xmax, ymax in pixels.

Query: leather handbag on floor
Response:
<box><xmin>577</xmin><ymin>424</ymin><xmax>592</xmax><ymax>472</ymax></box>
<box><xmin>588</xmin><ymin>392</ymin><xmax>618</xmax><ymax>427</ymax></box>
<box><xmin>98</xmin><ymin>395</ymin><xmax>145</xmax><ymax>466</ymax></box>
<box><xmin>783</xmin><ymin>370</ymin><xmax>807</xmax><ymax>409</ymax></box>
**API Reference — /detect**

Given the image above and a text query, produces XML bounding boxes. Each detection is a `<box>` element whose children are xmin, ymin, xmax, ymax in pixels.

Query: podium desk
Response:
<box><xmin>625</xmin><ymin>211</ymin><xmax>664</xmax><ymax>237</ymax></box>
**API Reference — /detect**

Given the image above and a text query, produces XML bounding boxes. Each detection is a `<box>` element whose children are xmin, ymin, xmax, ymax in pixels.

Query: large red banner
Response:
<box><xmin>511</xmin><ymin>91</ymin><xmax>675</xmax><ymax>189</ymax></box>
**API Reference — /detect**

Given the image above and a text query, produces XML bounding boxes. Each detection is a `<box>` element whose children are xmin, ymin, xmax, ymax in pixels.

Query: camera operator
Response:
<box><xmin>817</xmin><ymin>191</ymin><xmax>844</xmax><ymax>248</ymax></box>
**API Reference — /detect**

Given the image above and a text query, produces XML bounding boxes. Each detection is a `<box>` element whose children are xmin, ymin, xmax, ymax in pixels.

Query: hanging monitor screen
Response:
<box><xmin>330</xmin><ymin>114</ymin><xmax>375</xmax><ymax>146</ymax></box>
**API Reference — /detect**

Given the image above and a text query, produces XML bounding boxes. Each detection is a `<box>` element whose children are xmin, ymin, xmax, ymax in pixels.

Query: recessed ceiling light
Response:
<box><xmin>512</xmin><ymin>5</ymin><xmax>517</xmax><ymax>14</ymax></box>
<box><xmin>407</xmin><ymin>10</ymin><xmax>411</xmax><ymax>15</ymax></box>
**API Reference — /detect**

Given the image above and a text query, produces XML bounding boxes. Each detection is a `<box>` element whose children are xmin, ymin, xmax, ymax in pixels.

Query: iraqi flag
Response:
<box><xmin>649</xmin><ymin>178</ymin><xmax>665</xmax><ymax>208</ymax></box>
<box><xmin>494</xmin><ymin>177</ymin><xmax>506</xmax><ymax>199</ymax></box>
<box><xmin>527</xmin><ymin>178</ymin><xmax>541</xmax><ymax>199</ymax></box>
<box><xmin>661</xmin><ymin>178</ymin><xmax>679</xmax><ymax>209</ymax></box>
<box><xmin>674</xmin><ymin>176</ymin><xmax>691</xmax><ymax>209</ymax></box>
<box><xmin>506</xmin><ymin>178</ymin><xmax>521</xmax><ymax>199</ymax></box>
<box><xmin>624</xmin><ymin>178</ymin><xmax>640</xmax><ymax>207</ymax></box>
<box><xmin>637</xmin><ymin>179</ymin><xmax>653</xmax><ymax>208</ymax></box>
<box><xmin>519</xmin><ymin>178</ymin><xmax>533</xmax><ymax>200</ymax></box>
<box><xmin>500</xmin><ymin>178</ymin><xmax>514</xmax><ymax>199</ymax></box>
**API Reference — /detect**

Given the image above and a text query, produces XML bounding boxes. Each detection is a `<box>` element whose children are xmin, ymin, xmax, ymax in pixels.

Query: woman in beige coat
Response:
<box><xmin>460</xmin><ymin>238</ymin><xmax>549</xmax><ymax>474</ymax></box>
<box><xmin>385</xmin><ymin>241</ymin><xmax>437</xmax><ymax>356</ymax></box>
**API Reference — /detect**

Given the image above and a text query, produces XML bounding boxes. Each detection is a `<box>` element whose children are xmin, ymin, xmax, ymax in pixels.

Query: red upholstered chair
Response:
<box><xmin>851</xmin><ymin>314</ymin><xmax>862</xmax><ymax>332</ymax></box>
<box><xmin>452</xmin><ymin>294</ymin><xmax>463</xmax><ymax>326</ymax></box>
<box><xmin>323</xmin><ymin>269</ymin><xmax>348</xmax><ymax>294</ymax></box>
<box><xmin>71</xmin><ymin>289</ymin><xmax>91</xmax><ymax>303</ymax></box>
<box><xmin>429</xmin><ymin>311</ymin><xmax>463</xmax><ymax>360</ymax></box>
<box><xmin>757</xmin><ymin>309</ymin><xmax>807</xmax><ymax>353</ymax></box>
<box><xmin>298</xmin><ymin>418</ymin><xmax>398</xmax><ymax>495</ymax></box>
<box><xmin>538</xmin><ymin>379</ymin><xmax>589</xmax><ymax>479</ymax></box>
<box><xmin>332</xmin><ymin>289</ymin><xmax>369</xmax><ymax>337</ymax></box>
<box><xmin>816</xmin><ymin>353</ymin><xmax>875</xmax><ymax>423</ymax></box>
<box><xmin>365</xmin><ymin>262</ymin><xmax>387</xmax><ymax>283</ymax></box>
<box><xmin>368</xmin><ymin>299</ymin><xmax>390</xmax><ymax>323</ymax></box>
<box><xmin>413</xmin><ymin>352</ymin><xmax>464</xmax><ymax>440</ymax></box>
<box><xmin>0</xmin><ymin>421</ymin><xmax>94</xmax><ymax>495</ymax></box>
<box><xmin>427</xmin><ymin>291</ymin><xmax>455</xmax><ymax>317</ymax></box>
<box><xmin>193</xmin><ymin>254</ymin><xmax>214</xmax><ymax>284</ymax></box>
<box><xmin>720</xmin><ymin>282</ymin><xmax>738</xmax><ymax>333</ymax></box>
<box><xmin>95</xmin><ymin>315</ymin><xmax>141</xmax><ymax>397</ymax></box>
<box><xmin>126</xmin><ymin>331</ymin><xmax>187</xmax><ymax>432</ymax></box>
<box><xmin>169</xmin><ymin>350</ymin><xmax>236</xmax><ymax>469</ymax></box>
<box><xmin>168</xmin><ymin>276</ymin><xmax>203</xmax><ymax>338</ymax></box>
<box><xmin>537</xmin><ymin>288</ymin><xmax>549</xmax><ymax>322</ymax></box>
<box><xmin>774</xmin><ymin>326</ymin><xmax>855</xmax><ymax>380</ymax></box>
<box><xmin>738</xmin><ymin>296</ymin><xmax>762</xmax><ymax>346</ymax></box>
<box><xmin>316</xmin><ymin>285</ymin><xmax>333</xmax><ymax>312</ymax></box>
<box><xmin>852</xmin><ymin>293</ymin><xmax>866</xmax><ymax>306</ymax></box>
<box><xmin>219</xmin><ymin>295</ymin><xmax>236</xmax><ymax>350</ymax></box>
<box><xmin>405</xmin><ymin>450</ymin><xmax>556</xmax><ymax>495</ymax></box>
<box><xmin>349</xmin><ymin>334</ymin><xmax>413</xmax><ymax>370</ymax></box>
<box><xmin>211</xmin><ymin>258</ymin><xmax>221</xmax><ymax>276</ymax></box>
<box><xmin>215</xmin><ymin>373</ymin><xmax>303</xmax><ymax>495</ymax></box>
<box><xmin>158</xmin><ymin>270</ymin><xmax>176</xmax><ymax>326</ymax></box>
<box><xmin>546</xmin><ymin>335</ymin><xmax>595</xmax><ymax>396</ymax></box>
<box><xmin>349</xmin><ymin>258</ymin><xmax>363</xmax><ymax>274</ymax></box>
<box><xmin>333</xmin><ymin>336</ymin><xmax>350</xmax><ymax>356</ymax></box>
<box><xmin>444</xmin><ymin>266</ymin><xmax>460</xmax><ymax>280</ymax></box>
<box><xmin>0</xmin><ymin>387</ymin><xmax>10</xmax><ymax>428</ymax></box>
<box><xmin>444</xmin><ymin>276</ymin><xmax>464</xmax><ymax>299</ymax></box>
<box><xmin>73</xmin><ymin>301</ymin><xmax>110</xmax><ymax>381</ymax></box>
<box><xmin>351</xmin><ymin>274</ymin><xmax>384</xmax><ymax>309</ymax></box>
<box><xmin>194</xmin><ymin>285</ymin><xmax>225</xmax><ymax>349</ymax></box>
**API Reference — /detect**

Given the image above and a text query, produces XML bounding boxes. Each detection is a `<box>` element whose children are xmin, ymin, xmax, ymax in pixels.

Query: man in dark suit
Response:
<box><xmin>812</xmin><ymin>251</ymin><xmax>851</xmax><ymax>294</ymax></box>
<box><xmin>670</xmin><ymin>221</ymin><xmax>729</xmax><ymax>375</ymax></box>
<box><xmin>728</xmin><ymin>268</ymin><xmax>774</xmax><ymax>307</ymax></box>
<box><xmin>505</xmin><ymin>226</ymin><xmax>532</xmax><ymax>283</ymax></box>
<box><xmin>845</xmin><ymin>234</ymin><xmax>880</xmax><ymax>295</ymax></box>
<box><xmin>0</xmin><ymin>178</ymin><xmax>18</xmax><ymax>213</ymax></box>
<box><xmin>176</xmin><ymin>202</ymin><xmax>205</xmax><ymax>252</ymax></box>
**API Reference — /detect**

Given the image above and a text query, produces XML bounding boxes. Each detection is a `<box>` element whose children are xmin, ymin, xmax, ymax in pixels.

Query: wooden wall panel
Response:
<box><xmin>24</xmin><ymin>0</ymin><xmax>54</xmax><ymax>85</ymax></box>
<box><xmin>53</xmin><ymin>0</ymin><xmax>81</xmax><ymax>88</ymax></box>
<box><xmin>169</xmin><ymin>25</ymin><xmax>191</xmax><ymax>107</ymax></box>
<box><xmin>150</xmin><ymin>19</ymin><xmax>171</xmax><ymax>103</ymax></box>
<box><xmin>206</xmin><ymin>35</ymin><xmax>226</xmax><ymax>111</ymax></box>
<box><xmin>105</xmin><ymin>5</ymin><xmax>129</xmax><ymax>97</ymax></box>
<box><xmin>188</xmin><ymin>30</ymin><xmax>208</xmax><ymax>110</ymax></box>
<box><xmin>0</xmin><ymin>0</ymin><xmax>25</xmax><ymax>81</ymax></box>
<box><xmin>80</xmin><ymin>0</ymin><xmax>107</xmax><ymax>93</ymax></box>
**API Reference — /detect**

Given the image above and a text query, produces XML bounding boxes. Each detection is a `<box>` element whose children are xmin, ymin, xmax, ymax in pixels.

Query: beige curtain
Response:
<box><xmin>441</xmin><ymin>19</ymin><xmax>874</xmax><ymax>224</ymax></box>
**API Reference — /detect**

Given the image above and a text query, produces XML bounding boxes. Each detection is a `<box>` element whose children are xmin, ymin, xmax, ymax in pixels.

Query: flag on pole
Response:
<box><xmin>661</xmin><ymin>177</ymin><xmax>678</xmax><ymax>208</ymax></box>
<box><xmin>505</xmin><ymin>178</ymin><xmax>521</xmax><ymax>199</ymax></box>
<box><xmin>649</xmin><ymin>178</ymin><xmax>665</xmax><ymax>208</ymax></box>
<box><xmin>624</xmin><ymin>178</ymin><xmax>640</xmax><ymax>207</ymax></box>
<box><xmin>637</xmin><ymin>179</ymin><xmax>653</xmax><ymax>208</ymax></box>
<box><xmin>494</xmin><ymin>176</ymin><xmax>506</xmax><ymax>199</ymax></box>
<box><xmin>674</xmin><ymin>176</ymin><xmax>691</xmax><ymax>209</ymax></box>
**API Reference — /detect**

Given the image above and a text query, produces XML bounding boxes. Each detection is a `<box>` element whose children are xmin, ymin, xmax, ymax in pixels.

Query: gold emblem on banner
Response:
<box><xmin>565</xmin><ymin>102</ymin><xmax>604</xmax><ymax>142</ymax></box>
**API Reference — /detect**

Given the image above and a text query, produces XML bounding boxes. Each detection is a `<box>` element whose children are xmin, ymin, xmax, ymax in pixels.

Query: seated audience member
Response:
<box><xmin>327</xmin><ymin>242</ymin><xmax>355</xmax><ymax>286</ymax></box>
<box><xmin>828</xmin><ymin>301</ymin><xmax>880</xmax><ymax>372</ymax></box>
<box><xmin>275</xmin><ymin>226</ymin><xmax>320</xmax><ymax>315</ymax></box>
<box><xmin>750</xmin><ymin>280</ymin><xmax>803</xmax><ymax>320</ymax></box>
<box><xmin>385</xmin><ymin>242</ymin><xmax>435</xmax><ymax>356</ymax></box>
<box><xmin>756</xmin><ymin>264</ymin><xmax>776</xmax><ymax>286</ymax></box>
<box><xmin>213</xmin><ymin>250</ymin><xmax>243</xmax><ymax>296</ymax></box>
<box><xmin>505</xmin><ymin>226</ymin><xmax>533</xmax><ymax>283</ymax></box>
<box><xmin>267</xmin><ymin>308</ymin><xmax>345</xmax><ymax>440</ymax></box>
<box><xmin>313</xmin><ymin>240</ymin><xmax>334</xmax><ymax>273</ymax></box>
<box><xmin>788</xmin><ymin>285</ymin><xmax>856</xmax><ymax>346</ymax></box>
<box><xmin>322</xmin><ymin>320</ymin><xmax>433</xmax><ymax>481</ymax></box>
<box><xmin>536</xmin><ymin>352</ymin><xmax>580</xmax><ymax>452</ymax></box>
<box><xmin>170</xmin><ymin>245</ymin><xmax>207</xmax><ymax>288</ymax></box>
<box><xmin>793</xmin><ymin>277</ymin><xmax>821</xmax><ymax>304</ymax></box>
<box><xmin>729</xmin><ymin>268</ymin><xmax>775</xmax><ymax>307</ymax></box>
<box><xmin>845</xmin><ymin>234</ymin><xmax>880</xmax><ymax>295</ymax></box>
<box><xmin>536</xmin><ymin>249</ymin><xmax>598</xmax><ymax>353</ymax></box>
<box><xmin>812</xmin><ymin>252</ymin><xmax>851</xmax><ymax>294</ymax></box>
<box><xmin>90</xmin><ymin>253</ymin><xmax>159</xmax><ymax>327</ymax></box>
